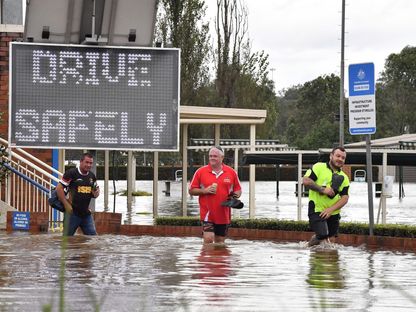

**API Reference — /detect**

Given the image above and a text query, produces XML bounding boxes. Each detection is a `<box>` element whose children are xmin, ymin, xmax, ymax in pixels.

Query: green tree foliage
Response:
<box><xmin>214</xmin><ymin>0</ymin><xmax>278</xmax><ymax>139</ymax></box>
<box><xmin>0</xmin><ymin>145</ymin><xmax>9</xmax><ymax>182</ymax></box>
<box><xmin>155</xmin><ymin>0</ymin><xmax>211</xmax><ymax>106</ymax></box>
<box><xmin>377</xmin><ymin>46</ymin><xmax>416</xmax><ymax>135</ymax></box>
<box><xmin>155</xmin><ymin>0</ymin><xmax>279</xmax><ymax>142</ymax></box>
<box><xmin>277</xmin><ymin>75</ymin><xmax>341</xmax><ymax>149</ymax></box>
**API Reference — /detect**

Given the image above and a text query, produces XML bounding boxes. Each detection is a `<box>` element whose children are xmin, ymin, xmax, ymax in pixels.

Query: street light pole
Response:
<box><xmin>270</xmin><ymin>68</ymin><xmax>276</xmax><ymax>83</ymax></box>
<box><xmin>339</xmin><ymin>0</ymin><xmax>346</xmax><ymax>147</ymax></box>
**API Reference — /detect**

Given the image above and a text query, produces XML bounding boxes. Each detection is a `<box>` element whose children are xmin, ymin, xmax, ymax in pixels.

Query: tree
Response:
<box><xmin>278</xmin><ymin>75</ymin><xmax>341</xmax><ymax>149</ymax></box>
<box><xmin>155</xmin><ymin>0</ymin><xmax>211</xmax><ymax>106</ymax></box>
<box><xmin>377</xmin><ymin>46</ymin><xmax>416</xmax><ymax>135</ymax></box>
<box><xmin>214</xmin><ymin>0</ymin><xmax>248</xmax><ymax>108</ymax></box>
<box><xmin>156</xmin><ymin>0</ymin><xmax>278</xmax><ymax>141</ymax></box>
<box><xmin>214</xmin><ymin>0</ymin><xmax>278</xmax><ymax>138</ymax></box>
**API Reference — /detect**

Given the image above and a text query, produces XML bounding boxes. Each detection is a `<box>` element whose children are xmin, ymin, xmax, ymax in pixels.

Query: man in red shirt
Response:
<box><xmin>189</xmin><ymin>146</ymin><xmax>242</xmax><ymax>244</ymax></box>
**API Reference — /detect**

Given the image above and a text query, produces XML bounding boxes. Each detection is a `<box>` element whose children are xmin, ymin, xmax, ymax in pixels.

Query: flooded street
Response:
<box><xmin>95</xmin><ymin>180</ymin><xmax>416</xmax><ymax>225</ymax></box>
<box><xmin>1</xmin><ymin>181</ymin><xmax>415</xmax><ymax>311</ymax></box>
<box><xmin>0</xmin><ymin>233</ymin><xmax>415</xmax><ymax>311</ymax></box>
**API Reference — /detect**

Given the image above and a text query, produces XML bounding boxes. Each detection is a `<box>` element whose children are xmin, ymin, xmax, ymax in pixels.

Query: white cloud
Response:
<box><xmin>207</xmin><ymin>0</ymin><xmax>416</xmax><ymax>93</ymax></box>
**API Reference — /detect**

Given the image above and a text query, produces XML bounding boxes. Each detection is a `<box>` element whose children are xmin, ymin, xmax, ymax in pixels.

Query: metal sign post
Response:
<box><xmin>365</xmin><ymin>135</ymin><xmax>374</xmax><ymax>235</ymax></box>
<box><xmin>348</xmin><ymin>62</ymin><xmax>376</xmax><ymax>235</ymax></box>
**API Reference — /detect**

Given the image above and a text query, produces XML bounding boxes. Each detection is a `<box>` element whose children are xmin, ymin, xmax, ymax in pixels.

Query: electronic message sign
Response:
<box><xmin>10</xmin><ymin>42</ymin><xmax>180</xmax><ymax>151</ymax></box>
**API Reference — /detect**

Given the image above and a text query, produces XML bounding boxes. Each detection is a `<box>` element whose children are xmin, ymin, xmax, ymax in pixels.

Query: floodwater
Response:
<box><xmin>95</xmin><ymin>180</ymin><xmax>416</xmax><ymax>225</ymax></box>
<box><xmin>0</xmin><ymin>233</ymin><xmax>415</xmax><ymax>312</ymax></box>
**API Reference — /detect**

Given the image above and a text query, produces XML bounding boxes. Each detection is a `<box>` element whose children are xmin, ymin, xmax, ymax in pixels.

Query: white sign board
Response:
<box><xmin>348</xmin><ymin>63</ymin><xmax>376</xmax><ymax>135</ymax></box>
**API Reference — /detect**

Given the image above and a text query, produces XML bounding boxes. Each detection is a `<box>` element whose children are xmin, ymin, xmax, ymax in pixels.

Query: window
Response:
<box><xmin>1</xmin><ymin>0</ymin><xmax>23</xmax><ymax>24</ymax></box>
<box><xmin>0</xmin><ymin>0</ymin><xmax>24</xmax><ymax>32</ymax></box>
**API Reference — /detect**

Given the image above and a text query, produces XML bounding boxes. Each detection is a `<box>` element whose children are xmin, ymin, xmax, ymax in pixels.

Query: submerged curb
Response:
<box><xmin>118</xmin><ymin>224</ymin><xmax>416</xmax><ymax>252</ymax></box>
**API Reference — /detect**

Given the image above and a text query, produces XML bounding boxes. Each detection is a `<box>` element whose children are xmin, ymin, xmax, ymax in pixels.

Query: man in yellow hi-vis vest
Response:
<box><xmin>303</xmin><ymin>147</ymin><xmax>350</xmax><ymax>247</ymax></box>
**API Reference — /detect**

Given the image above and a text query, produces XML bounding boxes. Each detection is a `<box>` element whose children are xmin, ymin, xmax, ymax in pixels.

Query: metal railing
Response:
<box><xmin>0</xmin><ymin>137</ymin><xmax>63</xmax><ymax>226</ymax></box>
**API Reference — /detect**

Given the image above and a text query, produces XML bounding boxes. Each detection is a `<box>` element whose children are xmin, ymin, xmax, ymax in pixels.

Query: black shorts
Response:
<box><xmin>308</xmin><ymin>201</ymin><xmax>341</xmax><ymax>239</ymax></box>
<box><xmin>202</xmin><ymin>221</ymin><xmax>229</xmax><ymax>237</ymax></box>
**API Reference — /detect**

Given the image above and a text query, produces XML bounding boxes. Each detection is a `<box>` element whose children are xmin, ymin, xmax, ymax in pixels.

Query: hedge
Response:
<box><xmin>154</xmin><ymin>216</ymin><xmax>416</xmax><ymax>238</ymax></box>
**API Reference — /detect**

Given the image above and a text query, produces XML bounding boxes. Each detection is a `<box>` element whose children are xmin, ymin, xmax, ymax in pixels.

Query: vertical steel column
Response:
<box><xmin>249</xmin><ymin>124</ymin><xmax>256</xmax><ymax>219</ymax></box>
<box><xmin>297</xmin><ymin>153</ymin><xmax>303</xmax><ymax>220</ymax></box>
<box><xmin>153</xmin><ymin>151</ymin><xmax>159</xmax><ymax>217</ymax></box>
<box><xmin>181</xmin><ymin>124</ymin><xmax>188</xmax><ymax>216</ymax></box>
<box><xmin>366</xmin><ymin>135</ymin><xmax>374</xmax><ymax>235</ymax></box>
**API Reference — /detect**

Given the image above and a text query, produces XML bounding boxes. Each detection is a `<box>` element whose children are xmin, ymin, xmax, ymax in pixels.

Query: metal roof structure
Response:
<box><xmin>180</xmin><ymin>105</ymin><xmax>267</xmax><ymax>124</ymax></box>
<box><xmin>345</xmin><ymin>133</ymin><xmax>416</xmax><ymax>149</ymax></box>
<box><xmin>243</xmin><ymin>148</ymin><xmax>416</xmax><ymax>166</ymax></box>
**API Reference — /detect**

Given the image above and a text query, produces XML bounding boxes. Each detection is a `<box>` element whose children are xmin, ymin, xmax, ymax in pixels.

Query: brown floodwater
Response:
<box><xmin>0</xmin><ymin>232</ymin><xmax>415</xmax><ymax>311</ymax></box>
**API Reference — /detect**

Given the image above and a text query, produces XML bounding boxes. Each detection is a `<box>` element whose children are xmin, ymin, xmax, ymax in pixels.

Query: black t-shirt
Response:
<box><xmin>60</xmin><ymin>167</ymin><xmax>96</xmax><ymax>217</ymax></box>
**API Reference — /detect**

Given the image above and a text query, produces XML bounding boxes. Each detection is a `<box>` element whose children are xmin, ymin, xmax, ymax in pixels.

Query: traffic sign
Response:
<box><xmin>348</xmin><ymin>63</ymin><xmax>376</xmax><ymax>135</ymax></box>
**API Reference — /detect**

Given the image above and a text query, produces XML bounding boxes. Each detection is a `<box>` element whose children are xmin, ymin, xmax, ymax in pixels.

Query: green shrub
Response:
<box><xmin>154</xmin><ymin>216</ymin><xmax>416</xmax><ymax>238</ymax></box>
<box><xmin>115</xmin><ymin>189</ymin><xmax>152</xmax><ymax>196</ymax></box>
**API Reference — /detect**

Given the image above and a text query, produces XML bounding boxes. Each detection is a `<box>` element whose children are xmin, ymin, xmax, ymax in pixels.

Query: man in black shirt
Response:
<box><xmin>56</xmin><ymin>152</ymin><xmax>100</xmax><ymax>236</ymax></box>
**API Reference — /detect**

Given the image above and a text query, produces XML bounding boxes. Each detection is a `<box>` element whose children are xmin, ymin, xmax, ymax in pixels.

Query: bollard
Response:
<box><xmin>163</xmin><ymin>181</ymin><xmax>171</xmax><ymax>196</ymax></box>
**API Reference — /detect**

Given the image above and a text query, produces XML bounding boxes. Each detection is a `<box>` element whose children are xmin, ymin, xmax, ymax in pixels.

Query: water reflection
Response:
<box><xmin>1</xmin><ymin>234</ymin><xmax>416</xmax><ymax>311</ymax></box>
<box><xmin>65</xmin><ymin>238</ymin><xmax>95</xmax><ymax>281</ymax></box>
<box><xmin>306</xmin><ymin>247</ymin><xmax>345</xmax><ymax>290</ymax></box>
<box><xmin>192</xmin><ymin>243</ymin><xmax>234</xmax><ymax>304</ymax></box>
<box><xmin>194</xmin><ymin>244</ymin><xmax>232</xmax><ymax>284</ymax></box>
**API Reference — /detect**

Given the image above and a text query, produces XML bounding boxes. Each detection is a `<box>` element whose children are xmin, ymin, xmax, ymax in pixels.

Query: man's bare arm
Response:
<box><xmin>56</xmin><ymin>183</ymin><xmax>72</xmax><ymax>213</ymax></box>
<box><xmin>303</xmin><ymin>176</ymin><xmax>334</xmax><ymax>197</ymax></box>
<box><xmin>189</xmin><ymin>184</ymin><xmax>218</xmax><ymax>196</ymax></box>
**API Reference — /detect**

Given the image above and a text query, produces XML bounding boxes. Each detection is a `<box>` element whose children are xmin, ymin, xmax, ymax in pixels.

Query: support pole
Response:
<box><xmin>339</xmin><ymin>0</ymin><xmax>346</xmax><ymax>146</ymax></box>
<box><xmin>276</xmin><ymin>164</ymin><xmax>280</xmax><ymax>198</ymax></box>
<box><xmin>249</xmin><ymin>124</ymin><xmax>256</xmax><ymax>219</ymax></box>
<box><xmin>153</xmin><ymin>151</ymin><xmax>159</xmax><ymax>218</ymax></box>
<box><xmin>181</xmin><ymin>124</ymin><xmax>188</xmax><ymax>216</ymax></box>
<box><xmin>104</xmin><ymin>150</ymin><xmax>109</xmax><ymax>211</ymax></box>
<box><xmin>214</xmin><ymin>124</ymin><xmax>220</xmax><ymax>146</ymax></box>
<box><xmin>127</xmin><ymin>151</ymin><xmax>133</xmax><ymax>213</ymax></box>
<box><xmin>297</xmin><ymin>153</ymin><xmax>302</xmax><ymax>220</ymax></box>
<box><xmin>381</xmin><ymin>152</ymin><xmax>387</xmax><ymax>224</ymax></box>
<box><xmin>366</xmin><ymin>135</ymin><xmax>374</xmax><ymax>235</ymax></box>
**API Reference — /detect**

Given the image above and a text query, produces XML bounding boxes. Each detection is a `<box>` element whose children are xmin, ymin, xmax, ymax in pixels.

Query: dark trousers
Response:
<box><xmin>63</xmin><ymin>213</ymin><xmax>97</xmax><ymax>236</ymax></box>
<box><xmin>308</xmin><ymin>201</ymin><xmax>340</xmax><ymax>240</ymax></box>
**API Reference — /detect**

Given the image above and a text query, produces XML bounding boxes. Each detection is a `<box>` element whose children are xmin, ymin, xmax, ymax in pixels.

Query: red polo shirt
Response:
<box><xmin>189</xmin><ymin>164</ymin><xmax>242</xmax><ymax>224</ymax></box>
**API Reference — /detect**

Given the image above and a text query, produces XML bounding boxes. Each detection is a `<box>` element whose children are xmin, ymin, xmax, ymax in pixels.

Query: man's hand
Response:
<box><xmin>319</xmin><ymin>207</ymin><xmax>335</xmax><ymax>219</ymax></box>
<box><xmin>64</xmin><ymin>204</ymin><xmax>73</xmax><ymax>214</ymax></box>
<box><xmin>205</xmin><ymin>184</ymin><xmax>217</xmax><ymax>195</ymax></box>
<box><xmin>321</xmin><ymin>186</ymin><xmax>335</xmax><ymax>198</ymax></box>
<box><xmin>92</xmin><ymin>186</ymin><xmax>100</xmax><ymax>198</ymax></box>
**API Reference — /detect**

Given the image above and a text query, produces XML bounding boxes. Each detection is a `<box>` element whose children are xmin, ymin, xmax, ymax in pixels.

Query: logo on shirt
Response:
<box><xmin>77</xmin><ymin>186</ymin><xmax>92</xmax><ymax>194</ymax></box>
<box><xmin>223</xmin><ymin>177</ymin><xmax>231</xmax><ymax>184</ymax></box>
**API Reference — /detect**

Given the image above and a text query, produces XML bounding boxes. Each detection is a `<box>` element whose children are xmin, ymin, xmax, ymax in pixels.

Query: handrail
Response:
<box><xmin>7</xmin><ymin>158</ymin><xmax>55</xmax><ymax>190</ymax></box>
<box><xmin>0</xmin><ymin>137</ymin><xmax>63</xmax><ymax>223</ymax></box>
<box><xmin>2</xmin><ymin>151</ymin><xmax>60</xmax><ymax>184</ymax></box>
<box><xmin>3</xmin><ymin>163</ymin><xmax>50</xmax><ymax>195</ymax></box>
<box><xmin>0</xmin><ymin>137</ymin><xmax>62</xmax><ymax>178</ymax></box>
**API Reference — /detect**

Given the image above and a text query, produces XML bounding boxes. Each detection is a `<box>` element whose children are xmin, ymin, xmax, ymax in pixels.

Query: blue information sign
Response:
<box><xmin>349</xmin><ymin>63</ymin><xmax>375</xmax><ymax>96</ymax></box>
<box><xmin>12</xmin><ymin>211</ymin><xmax>30</xmax><ymax>230</ymax></box>
<box><xmin>348</xmin><ymin>62</ymin><xmax>376</xmax><ymax>135</ymax></box>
